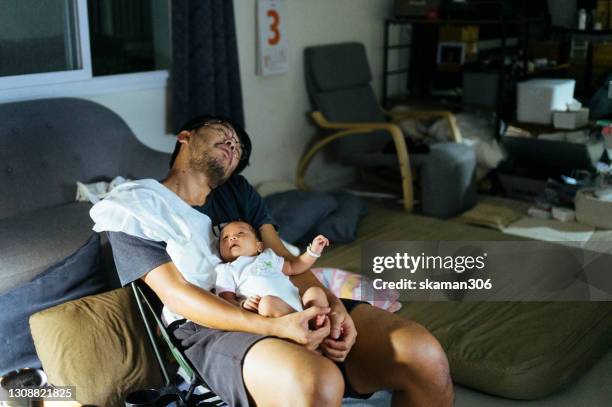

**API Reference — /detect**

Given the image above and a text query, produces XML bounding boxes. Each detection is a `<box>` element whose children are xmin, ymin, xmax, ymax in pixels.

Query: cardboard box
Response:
<box><xmin>438</xmin><ymin>25</ymin><xmax>478</xmax><ymax>63</ymax></box>
<box><xmin>553</xmin><ymin>108</ymin><xmax>590</xmax><ymax>130</ymax></box>
<box><xmin>517</xmin><ymin>79</ymin><xmax>576</xmax><ymax>125</ymax></box>
<box><xmin>439</xmin><ymin>25</ymin><xmax>479</xmax><ymax>43</ymax></box>
<box><xmin>597</xmin><ymin>0</ymin><xmax>612</xmax><ymax>29</ymax></box>
<box><xmin>593</xmin><ymin>42</ymin><xmax>612</xmax><ymax>67</ymax></box>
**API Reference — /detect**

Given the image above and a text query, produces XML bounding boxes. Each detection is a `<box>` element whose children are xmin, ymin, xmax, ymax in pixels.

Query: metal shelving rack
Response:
<box><xmin>382</xmin><ymin>16</ymin><xmax>545</xmax><ymax>138</ymax></box>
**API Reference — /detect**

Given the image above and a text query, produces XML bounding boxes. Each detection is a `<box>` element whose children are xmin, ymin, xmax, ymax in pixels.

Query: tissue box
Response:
<box><xmin>517</xmin><ymin>79</ymin><xmax>576</xmax><ymax>124</ymax></box>
<box><xmin>553</xmin><ymin>108</ymin><xmax>590</xmax><ymax>129</ymax></box>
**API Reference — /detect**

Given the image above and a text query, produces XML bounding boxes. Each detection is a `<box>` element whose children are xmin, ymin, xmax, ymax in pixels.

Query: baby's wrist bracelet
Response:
<box><xmin>306</xmin><ymin>244</ymin><xmax>321</xmax><ymax>258</ymax></box>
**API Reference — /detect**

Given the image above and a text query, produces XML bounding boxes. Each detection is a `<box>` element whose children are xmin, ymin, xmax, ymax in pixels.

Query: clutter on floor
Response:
<box><xmin>501</xmin><ymin>217</ymin><xmax>595</xmax><ymax>242</ymax></box>
<box><xmin>457</xmin><ymin>203</ymin><xmax>522</xmax><ymax>230</ymax></box>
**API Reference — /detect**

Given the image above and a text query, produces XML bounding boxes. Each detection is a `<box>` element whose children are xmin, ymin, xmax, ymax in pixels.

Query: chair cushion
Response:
<box><xmin>305</xmin><ymin>42</ymin><xmax>372</xmax><ymax>91</ymax></box>
<box><xmin>0</xmin><ymin>233</ymin><xmax>107</xmax><ymax>375</ymax></box>
<box><xmin>264</xmin><ymin>191</ymin><xmax>339</xmax><ymax>244</ymax></box>
<box><xmin>316</xmin><ymin>86</ymin><xmax>389</xmax><ymax>158</ymax></box>
<box><xmin>29</xmin><ymin>287</ymin><xmax>162</xmax><ymax>406</ymax></box>
<box><xmin>0</xmin><ymin>202</ymin><xmax>95</xmax><ymax>295</ymax></box>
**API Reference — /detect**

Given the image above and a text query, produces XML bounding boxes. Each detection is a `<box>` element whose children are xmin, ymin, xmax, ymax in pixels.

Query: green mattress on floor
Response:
<box><xmin>317</xmin><ymin>202</ymin><xmax>612</xmax><ymax>400</ymax></box>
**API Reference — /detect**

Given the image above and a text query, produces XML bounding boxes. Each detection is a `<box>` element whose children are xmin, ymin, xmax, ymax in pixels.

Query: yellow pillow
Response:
<box><xmin>29</xmin><ymin>287</ymin><xmax>162</xmax><ymax>407</ymax></box>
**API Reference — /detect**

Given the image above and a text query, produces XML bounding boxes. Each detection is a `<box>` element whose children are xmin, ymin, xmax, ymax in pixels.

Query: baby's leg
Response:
<box><xmin>258</xmin><ymin>295</ymin><xmax>296</xmax><ymax>318</ymax></box>
<box><xmin>302</xmin><ymin>286</ymin><xmax>329</xmax><ymax>328</ymax></box>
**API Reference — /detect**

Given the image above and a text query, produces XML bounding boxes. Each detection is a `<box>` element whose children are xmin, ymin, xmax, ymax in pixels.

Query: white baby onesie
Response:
<box><xmin>215</xmin><ymin>248</ymin><xmax>303</xmax><ymax>311</ymax></box>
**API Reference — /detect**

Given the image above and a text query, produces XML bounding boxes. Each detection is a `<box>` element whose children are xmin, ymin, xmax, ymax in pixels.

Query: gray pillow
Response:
<box><xmin>303</xmin><ymin>192</ymin><xmax>368</xmax><ymax>244</ymax></box>
<box><xmin>264</xmin><ymin>191</ymin><xmax>339</xmax><ymax>244</ymax></box>
<box><xmin>0</xmin><ymin>233</ymin><xmax>108</xmax><ymax>375</ymax></box>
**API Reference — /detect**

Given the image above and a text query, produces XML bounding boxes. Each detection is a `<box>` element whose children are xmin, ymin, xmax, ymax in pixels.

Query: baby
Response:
<box><xmin>215</xmin><ymin>221</ymin><xmax>329</xmax><ymax>326</ymax></box>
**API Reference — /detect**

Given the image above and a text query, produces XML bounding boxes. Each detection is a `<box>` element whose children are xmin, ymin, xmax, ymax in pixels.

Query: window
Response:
<box><xmin>87</xmin><ymin>0</ymin><xmax>170</xmax><ymax>76</ymax></box>
<box><xmin>0</xmin><ymin>0</ymin><xmax>170</xmax><ymax>90</ymax></box>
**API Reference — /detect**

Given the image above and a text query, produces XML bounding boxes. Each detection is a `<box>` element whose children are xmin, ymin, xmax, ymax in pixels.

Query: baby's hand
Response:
<box><xmin>309</xmin><ymin>235</ymin><xmax>329</xmax><ymax>256</ymax></box>
<box><xmin>242</xmin><ymin>295</ymin><xmax>261</xmax><ymax>312</ymax></box>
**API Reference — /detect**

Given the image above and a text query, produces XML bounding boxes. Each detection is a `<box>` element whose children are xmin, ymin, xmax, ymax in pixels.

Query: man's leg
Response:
<box><xmin>343</xmin><ymin>304</ymin><xmax>453</xmax><ymax>407</ymax></box>
<box><xmin>243</xmin><ymin>337</ymin><xmax>344</xmax><ymax>407</ymax></box>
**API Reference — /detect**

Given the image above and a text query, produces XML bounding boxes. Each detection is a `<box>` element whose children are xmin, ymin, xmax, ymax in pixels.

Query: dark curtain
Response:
<box><xmin>171</xmin><ymin>0</ymin><xmax>244</xmax><ymax>132</ymax></box>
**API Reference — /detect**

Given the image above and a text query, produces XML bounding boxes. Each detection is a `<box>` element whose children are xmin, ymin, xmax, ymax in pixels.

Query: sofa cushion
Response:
<box><xmin>0</xmin><ymin>202</ymin><xmax>95</xmax><ymax>295</ymax></box>
<box><xmin>0</xmin><ymin>233</ymin><xmax>107</xmax><ymax>375</ymax></box>
<box><xmin>29</xmin><ymin>287</ymin><xmax>163</xmax><ymax>406</ymax></box>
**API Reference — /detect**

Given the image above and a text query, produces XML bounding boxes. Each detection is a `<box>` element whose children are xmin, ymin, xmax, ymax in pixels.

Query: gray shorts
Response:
<box><xmin>172</xmin><ymin>298</ymin><xmax>371</xmax><ymax>406</ymax></box>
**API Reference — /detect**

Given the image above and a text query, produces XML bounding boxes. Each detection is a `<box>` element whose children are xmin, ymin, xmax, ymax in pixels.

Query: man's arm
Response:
<box><xmin>142</xmin><ymin>260</ymin><xmax>330</xmax><ymax>348</ymax></box>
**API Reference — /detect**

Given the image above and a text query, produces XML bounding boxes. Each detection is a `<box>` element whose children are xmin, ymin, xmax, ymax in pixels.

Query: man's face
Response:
<box><xmin>187</xmin><ymin>122</ymin><xmax>243</xmax><ymax>187</ymax></box>
<box><xmin>219</xmin><ymin>221</ymin><xmax>263</xmax><ymax>262</ymax></box>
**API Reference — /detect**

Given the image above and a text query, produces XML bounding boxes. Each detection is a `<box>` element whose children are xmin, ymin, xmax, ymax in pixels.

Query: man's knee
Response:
<box><xmin>289</xmin><ymin>357</ymin><xmax>344</xmax><ymax>406</ymax></box>
<box><xmin>392</xmin><ymin>323</ymin><xmax>452</xmax><ymax>390</ymax></box>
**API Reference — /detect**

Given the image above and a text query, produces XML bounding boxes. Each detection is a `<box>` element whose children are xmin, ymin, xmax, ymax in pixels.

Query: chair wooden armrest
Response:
<box><xmin>384</xmin><ymin>109</ymin><xmax>463</xmax><ymax>143</ymax></box>
<box><xmin>296</xmin><ymin>111</ymin><xmax>414</xmax><ymax>212</ymax></box>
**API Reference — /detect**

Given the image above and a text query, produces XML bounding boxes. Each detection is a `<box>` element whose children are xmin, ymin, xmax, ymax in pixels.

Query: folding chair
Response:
<box><xmin>131</xmin><ymin>280</ymin><xmax>224</xmax><ymax>406</ymax></box>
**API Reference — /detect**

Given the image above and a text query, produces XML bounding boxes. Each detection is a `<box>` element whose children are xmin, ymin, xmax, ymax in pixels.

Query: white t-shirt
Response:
<box><xmin>215</xmin><ymin>248</ymin><xmax>303</xmax><ymax>311</ymax></box>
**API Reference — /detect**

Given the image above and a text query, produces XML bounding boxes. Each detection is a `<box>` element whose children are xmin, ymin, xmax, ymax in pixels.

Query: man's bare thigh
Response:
<box><xmin>243</xmin><ymin>337</ymin><xmax>343</xmax><ymax>406</ymax></box>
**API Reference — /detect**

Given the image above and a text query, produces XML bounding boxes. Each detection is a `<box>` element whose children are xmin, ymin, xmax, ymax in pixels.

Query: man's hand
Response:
<box><xmin>242</xmin><ymin>295</ymin><xmax>261</xmax><ymax>312</ymax></box>
<box><xmin>275</xmin><ymin>306</ymin><xmax>331</xmax><ymax>350</ymax></box>
<box><xmin>321</xmin><ymin>301</ymin><xmax>357</xmax><ymax>362</ymax></box>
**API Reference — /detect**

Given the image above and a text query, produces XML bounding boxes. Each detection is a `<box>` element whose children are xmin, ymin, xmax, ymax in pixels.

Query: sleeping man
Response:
<box><xmin>91</xmin><ymin>115</ymin><xmax>453</xmax><ymax>407</ymax></box>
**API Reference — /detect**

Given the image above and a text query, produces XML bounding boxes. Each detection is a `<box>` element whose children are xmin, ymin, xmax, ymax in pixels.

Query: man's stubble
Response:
<box><xmin>189</xmin><ymin>142</ymin><xmax>229</xmax><ymax>189</ymax></box>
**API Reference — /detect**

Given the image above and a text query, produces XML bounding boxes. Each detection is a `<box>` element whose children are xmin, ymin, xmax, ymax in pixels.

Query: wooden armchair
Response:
<box><xmin>297</xmin><ymin>109</ymin><xmax>463</xmax><ymax>212</ymax></box>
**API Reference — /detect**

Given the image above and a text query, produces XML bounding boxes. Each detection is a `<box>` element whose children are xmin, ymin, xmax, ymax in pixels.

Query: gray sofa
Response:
<box><xmin>0</xmin><ymin>97</ymin><xmax>171</xmax><ymax>374</ymax></box>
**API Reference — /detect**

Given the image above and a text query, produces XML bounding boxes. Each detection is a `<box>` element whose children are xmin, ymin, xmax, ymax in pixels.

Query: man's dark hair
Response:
<box><xmin>170</xmin><ymin>114</ymin><xmax>251</xmax><ymax>174</ymax></box>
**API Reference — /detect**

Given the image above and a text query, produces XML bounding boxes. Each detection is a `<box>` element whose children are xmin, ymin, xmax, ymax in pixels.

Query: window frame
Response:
<box><xmin>0</xmin><ymin>0</ymin><xmax>169</xmax><ymax>102</ymax></box>
<box><xmin>0</xmin><ymin>0</ymin><xmax>93</xmax><ymax>90</ymax></box>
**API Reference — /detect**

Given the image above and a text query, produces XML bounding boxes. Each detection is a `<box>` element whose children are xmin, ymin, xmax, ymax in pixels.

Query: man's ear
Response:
<box><xmin>256</xmin><ymin>241</ymin><xmax>264</xmax><ymax>253</ymax></box>
<box><xmin>177</xmin><ymin>130</ymin><xmax>192</xmax><ymax>145</ymax></box>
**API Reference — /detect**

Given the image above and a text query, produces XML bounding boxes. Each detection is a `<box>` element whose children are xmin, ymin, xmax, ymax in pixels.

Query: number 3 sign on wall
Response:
<box><xmin>257</xmin><ymin>0</ymin><xmax>288</xmax><ymax>76</ymax></box>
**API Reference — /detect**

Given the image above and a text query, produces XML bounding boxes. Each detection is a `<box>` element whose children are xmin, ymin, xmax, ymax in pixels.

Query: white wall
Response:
<box><xmin>82</xmin><ymin>85</ymin><xmax>176</xmax><ymax>153</ymax></box>
<box><xmin>29</xmin><ymin>0</ymin><xmax>393</xmax><ymax>187</ymax></box>
<box><xmin>234</xmin><ymin>0</ymin><xmax>394</xmax><ymax>188</ymax></box>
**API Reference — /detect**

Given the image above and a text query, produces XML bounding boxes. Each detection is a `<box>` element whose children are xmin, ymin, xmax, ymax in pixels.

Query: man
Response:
<box><xmin>105</xmin><ymin>115</ymin><xmax>453</xmax><ymax>406</ymax></box>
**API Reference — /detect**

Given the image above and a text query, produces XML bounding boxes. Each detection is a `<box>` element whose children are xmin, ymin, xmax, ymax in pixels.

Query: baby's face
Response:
<box><xmin>219</xmin><ymin>221</ymin><xmax>263</xmax><ymax>262</ymax></box>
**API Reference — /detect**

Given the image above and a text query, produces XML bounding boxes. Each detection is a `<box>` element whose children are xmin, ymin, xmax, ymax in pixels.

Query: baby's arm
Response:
<box><xmin>282</xmin><ymin>235</ymin><xmax>329</xmax><ymax>276</ymax></box>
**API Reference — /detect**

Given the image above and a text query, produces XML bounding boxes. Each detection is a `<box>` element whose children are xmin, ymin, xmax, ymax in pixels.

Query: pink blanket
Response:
<box><xmin>312</xmin><ymin>268</ymin><xmax>402</xmax><ymax>312</ymax></box>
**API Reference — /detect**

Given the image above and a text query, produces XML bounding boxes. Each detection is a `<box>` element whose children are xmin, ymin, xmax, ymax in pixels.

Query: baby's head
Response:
<box><xmin>219</xmin><ymin>221</ymin><xmax>263</xmax><ymax>262</ymax></box>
